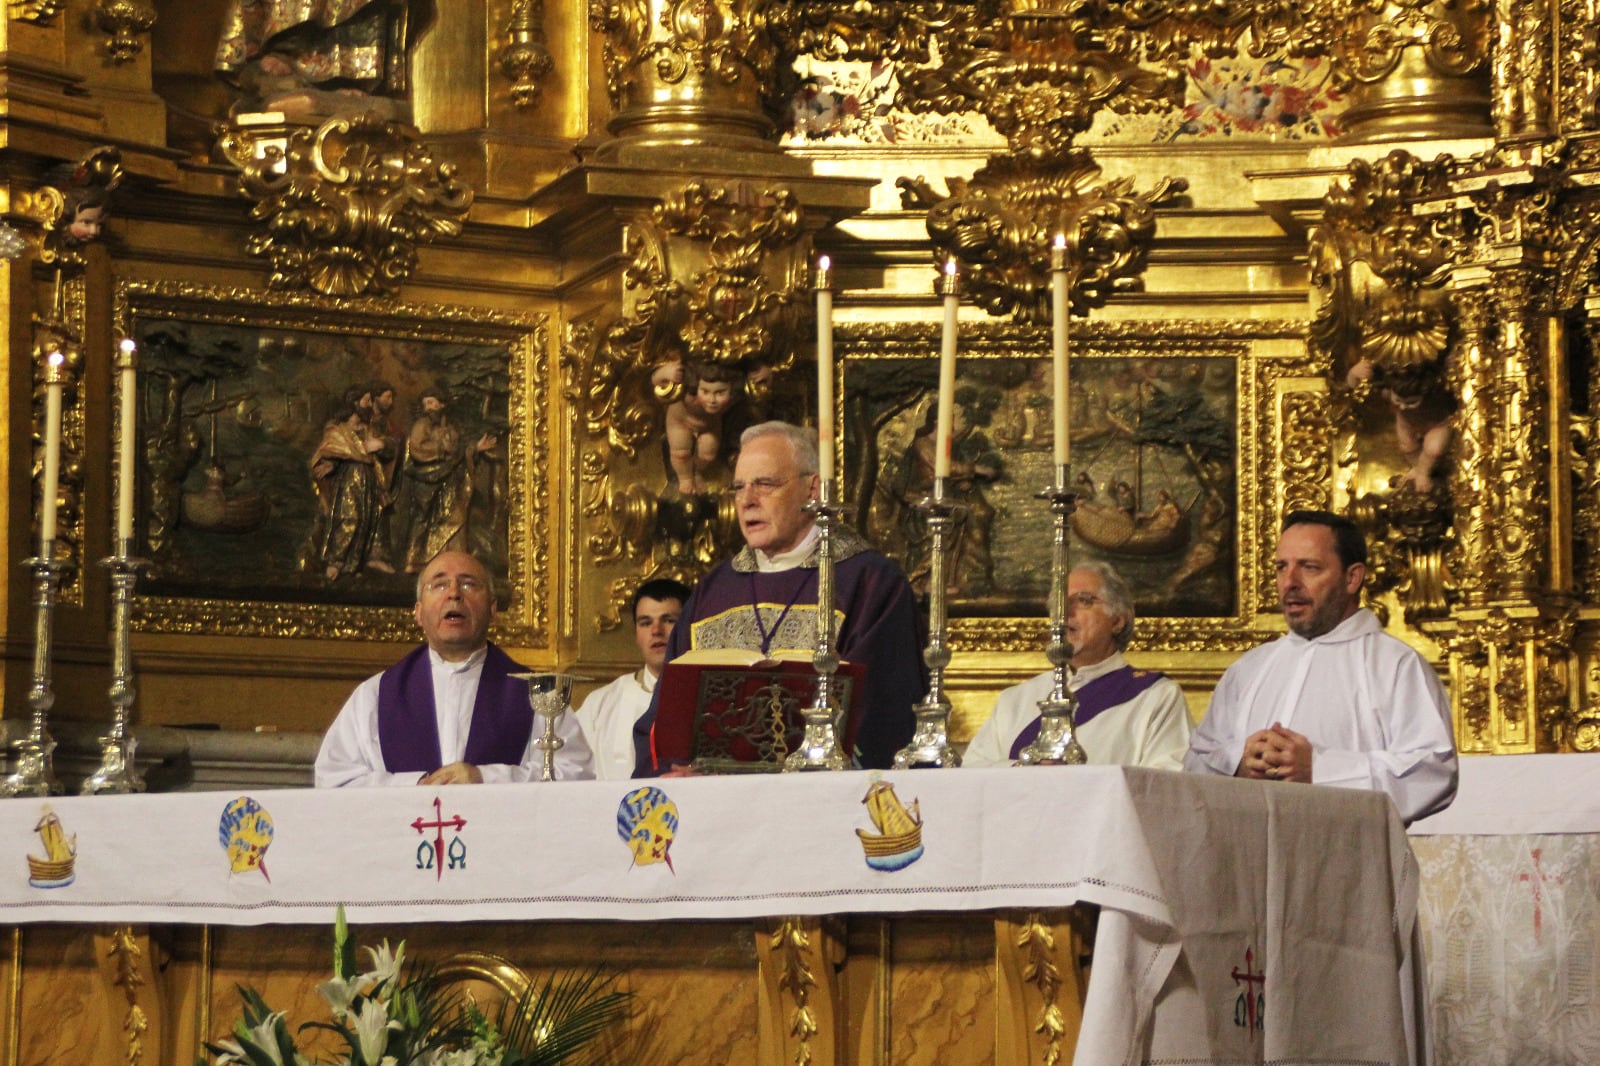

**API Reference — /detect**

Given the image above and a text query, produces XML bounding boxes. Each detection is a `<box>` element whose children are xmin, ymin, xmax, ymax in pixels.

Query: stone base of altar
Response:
<box><xmin>1</xmin><ymin>912</ymin><xmax>1088</xmax><ymax>1066</ymax></box>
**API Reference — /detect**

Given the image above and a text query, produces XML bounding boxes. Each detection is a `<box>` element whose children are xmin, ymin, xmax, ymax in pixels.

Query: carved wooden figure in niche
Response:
<box><xmin>306</xmin><ymin>396</ymin><xmax>393</xmax><ymax>582</ymax></box>
<box><xmin>399</xmin><ymin>388</ymin><xmax>498</xmax><ymax>573</ymax></box>
<box><xmin>1346</xmin><ymin>357</ymin><xmax>1455</xmax><ymax>495</ymax></box>
<box><xmin>654</xmin><ymin>359</ymin><xmax>739</xmax><ymax>495</ymax></box>
<box><xmin>215</xmin><ymin>0</ymin><xmax>433</xmax><ymax>120</ymax></box>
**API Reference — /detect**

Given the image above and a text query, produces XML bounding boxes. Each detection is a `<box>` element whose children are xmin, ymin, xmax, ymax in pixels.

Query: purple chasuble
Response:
<box><xmin>1007</xmin><ymin>664</ymin><xmax>1167</xmax><ymax>760</ymax></box>
<box><xmin>376</xmin><ymin>643</ymin><xmax>535</xmax><ymax>773</ymax></box>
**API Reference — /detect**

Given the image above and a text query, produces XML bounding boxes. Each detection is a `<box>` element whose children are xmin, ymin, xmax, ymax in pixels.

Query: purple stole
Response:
<box><xmin>1007</xmin><ymin>665</ymin><xmax>1166</xmax><ymax>760</ymax></box>
<box><xmin>377</xmin><ymin>643</ymin><xmax>534</xmax><ymax>773</ymax></box>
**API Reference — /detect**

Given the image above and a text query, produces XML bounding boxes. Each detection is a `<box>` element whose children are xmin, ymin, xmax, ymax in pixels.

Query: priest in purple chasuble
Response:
<box><xmin>315</xmin><ymin>550</ymin><xmax>592</xmax><ymax>786</ymax></box>
<box><xmin>964</xmin><ymin>561</ymin><xmax>1192</xmax><ymax>769</ymax></box>
<box><xmin>634</xmin><ymin>422</ymin><xmax>926</xmax><ymax>775</ymax></box>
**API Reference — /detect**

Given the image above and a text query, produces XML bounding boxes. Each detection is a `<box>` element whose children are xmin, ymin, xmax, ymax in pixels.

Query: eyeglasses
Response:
<box><xmin>422</xmin><ymin>575</ymin><xmax>486</xmax><ymax>596</ymax></box>
<box><xmin>727</xmin><ymin>476</ymin><xmax>795</xmax><ymax>499</ymax></box>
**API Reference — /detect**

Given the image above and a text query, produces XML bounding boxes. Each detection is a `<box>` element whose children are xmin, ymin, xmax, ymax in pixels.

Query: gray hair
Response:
<box><xmin>1073</xmin><ymin>559</ymin><xmax>1135</xmax><ymax>651</ymax></box>
<box><xmin>740</xmin><ymin>421</ymin><xmax>819</xmax><ymax>476</ymax></box>
<box><xmin>413</xmin><ymin>550</ymin><xmax>498</xmax><ymax>607</ymax></box>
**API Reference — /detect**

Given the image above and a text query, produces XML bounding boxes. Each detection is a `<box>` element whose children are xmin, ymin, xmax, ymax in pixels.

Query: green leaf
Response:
<box><xmin>333</xmin><ymin>904</ymin><xmax>357</xmax><ymax>983</ymax></box>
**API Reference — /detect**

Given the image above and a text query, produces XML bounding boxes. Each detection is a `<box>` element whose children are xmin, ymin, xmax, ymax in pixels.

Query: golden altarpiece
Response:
<box><xmin>0</xmin><ymin>0</ymin><xmax>1591</xmax><ymax>1063</ymax></box>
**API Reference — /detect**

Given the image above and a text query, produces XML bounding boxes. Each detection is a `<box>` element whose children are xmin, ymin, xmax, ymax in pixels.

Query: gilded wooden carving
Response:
<box><xmin>94</xmin><ymin>0</ymin><xmax>156</xmax><ymax>63</ymax></box>
<box><xmin>215</xmin><ymin>112</ymin><xmax>473</xmax><ymax>297</ymax></box>
<box><xmin>498</xmin><ymin>0</ymin><xmax>555</xmax><ymax>108</ymax></box>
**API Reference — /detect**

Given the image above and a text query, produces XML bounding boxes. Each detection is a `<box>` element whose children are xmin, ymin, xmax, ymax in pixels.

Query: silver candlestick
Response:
<box><xmin>1</xmin><ymin>551</ymin><xmax>65</xmax><ymax>796</ymax></box>
<box><xmin>514</xmin><ymin>672</ymin><xmax>583</xmax><ymax>782</ymax></box>
<box><xmin>82</xmin><ymin>543</ymin><xmax>147</xmax><ymax>795</ymax></box>
<box><xmin>1018</xmin><ymin>466</ymin><xmax>1087</xmax><ymax>766</ymax></box>
<box><xmin>785</xmin><ymin>478</ymin><xmax>849</xmax><ymax>771</ymax></box>
<box><xmin>894</xmin><ymin>477</ymin><xmax>962</xmax><ymax>768</ymax></box>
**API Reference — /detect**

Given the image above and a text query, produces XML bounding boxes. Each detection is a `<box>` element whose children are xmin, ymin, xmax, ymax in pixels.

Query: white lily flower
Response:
<box><xmin>352</xmin><ymin>998</ymin><xmax>400</xmax><ymax>1063</ymax></box>
<box><xmin>315</xmin><ymin>975</ymin><xmax>363</xmax><ymax>1019</ymax></box>
<box><xmin>242</xmin><ymin>1011</ymin><xmax>294</xmax><ymax>1066</ymax></box>
<box><xmin>209</xmin><ymin>1036</ymin><xmax>248</xmax><ymax>1064</ymax></box>
<box><xmin>363</xmin><ymin>940</ymin><xmax>405</xmax><ymax>990</ymax></box>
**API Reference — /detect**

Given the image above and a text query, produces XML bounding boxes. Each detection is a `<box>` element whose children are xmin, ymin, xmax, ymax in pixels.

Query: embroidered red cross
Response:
<box><xmin>411</xmin><ymin>796</ymin><xmax>467</xmax><ymax>882</ymax></box>
<box><xmin>1232</xmin><ymin>946</ymin><xmax>1266</xmax><ymax>1035</ymax></box>
<box><xmin>1517</xmin><ymin>847</ymin><xmax>1563</xmax><ymax>944</ymax></box>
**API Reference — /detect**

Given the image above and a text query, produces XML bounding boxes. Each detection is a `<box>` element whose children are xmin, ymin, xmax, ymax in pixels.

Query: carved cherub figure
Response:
<box><xmin>653</xmin><ymin>360</ymin><xmax>739</xmax><ymax>495</ymax></box>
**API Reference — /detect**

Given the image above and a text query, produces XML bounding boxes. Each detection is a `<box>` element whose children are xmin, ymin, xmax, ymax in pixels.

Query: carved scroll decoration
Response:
<box><xmin>216</xmin><ymin>113</ymin><xmax>473</xmax><ymax>297</ymax></box>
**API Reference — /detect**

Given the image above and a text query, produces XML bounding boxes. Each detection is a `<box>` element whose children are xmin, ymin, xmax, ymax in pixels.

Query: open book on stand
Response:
<box><xmin>652</xmin><ymin>649</ymin><xmax>865</xmax><ymax>773</ymax></box>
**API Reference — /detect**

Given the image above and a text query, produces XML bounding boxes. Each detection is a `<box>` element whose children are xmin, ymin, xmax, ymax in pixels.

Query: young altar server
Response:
<box><xmin>575</xmin><ymin>577</ymin><xmax>690</xmax><ymax>780</ymax></box>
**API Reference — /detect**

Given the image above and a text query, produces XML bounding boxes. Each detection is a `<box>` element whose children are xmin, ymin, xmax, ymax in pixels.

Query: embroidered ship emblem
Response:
<box><xmin>857</xmin><ymin>779</ymin><xmax>923</xmax><ymax>871</ymax></box>
<box><xmin>27</xmin><ymin>805</ymin><xmax>75</xmax><ymax>889</ymax></box>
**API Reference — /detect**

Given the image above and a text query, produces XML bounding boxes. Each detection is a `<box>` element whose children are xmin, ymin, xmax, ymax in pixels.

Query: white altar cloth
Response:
<box><xmin>0</xmin><ymin>767</ymin><xmax>1415</xmax><ymax>1066</ymax></box>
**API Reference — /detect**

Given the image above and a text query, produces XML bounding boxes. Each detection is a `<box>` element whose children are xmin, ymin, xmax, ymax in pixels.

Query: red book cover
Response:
<box><xmin>652</xmin><ymin>657</ymin><xmax>866</xmax><ymax>772</ymax></box>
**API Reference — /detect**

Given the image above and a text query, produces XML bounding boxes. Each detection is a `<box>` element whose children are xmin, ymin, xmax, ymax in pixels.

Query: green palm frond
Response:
<box><xmin>493</xmin><ymin>968</ymin><xmax>634</xmax><ymax>1066</ymax></box>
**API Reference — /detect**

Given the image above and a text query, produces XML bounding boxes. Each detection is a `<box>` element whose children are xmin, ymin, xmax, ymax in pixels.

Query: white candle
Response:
<box><xmin>815</xmin><ymin>256</ymin><xmax>834</xmax><ymax>482</ymax></box>
<box><xmin>1051</xmin><ymin>235</ymin><xmax>1070</xmax><ymax>470</ymax></box>
<box><xmin>39</xmin><ymin>349</ymin><xmax>65</xmax><ymax>549</ymax></box>
<box><xmin>934</xmin><ymin>259</ymin><xmax>959</xmax><ymax>480</ymax></box>
<box><xmin>116</xmin><ymin>337</ymin><xmax>138</xmax><ymax>545</ymax></box>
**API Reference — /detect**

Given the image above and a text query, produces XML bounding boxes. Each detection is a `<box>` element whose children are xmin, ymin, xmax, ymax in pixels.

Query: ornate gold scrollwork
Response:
<box><xmin>1311</xmin><ymin>150</ymin><xmax>1458</xmax><ymax>621</ymax></box>
<box><xmin>590</xmin><ymin>0</ymin><xmax>779</xmax><ymax>121</ymax></box>
<box><xmin>103</xmin><ymin>926</ymin><xmax>149</xmax><ymax>1066</ymax></box>
<box><xmin>498</xmin><ymin>0</ymin><xmax>555</xmax><ymax>108</ymax></box>
<box><xmin>574</xmin><ymin>182</ymin><xmax>805</xmax><ymax>630</ymax></box>
<box><xmin>891</xmin><ymin>2</ymin><xmax>1186</xmax><ymax>320</ymax></box>
<box><xmin>1451</xmin><ymin>608</ymin><xmax>1574</xmax><ymax>751</ymax></box>
<box><xmin>94</xmin><ymin>0</ymin><xmax>156</xmax><ymax>63</ymax></box>
<box><xmin>899</xmin><ymin>152</ymin><xmax>1186</xmax><ymax>323</ymax></box>
<box><xmin>216</xmin><ymin>113</ymin><xmax>473</xmax><ymax>297</ymax></box>
<box><xmin>8</xmin><ymin>0</ymin><xmax>61</xmax><ymax>22</ymax></box>
<box><xmin>757</xmin><ymin>916</ymin><xmax>844</xmax><ymax>1066</ymax></box>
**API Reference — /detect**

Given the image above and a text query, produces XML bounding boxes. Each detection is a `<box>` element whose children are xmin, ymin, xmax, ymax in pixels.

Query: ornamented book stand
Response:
<box><xmin>894</xmin><ymin>476</ymin><xmax>962</xmax><ymax>768</ymax></box>
<box><xmin>1018</xmin><ymin>470</ymin><xmax>1087</xmax><ymax>766</ymax></box>
<box><xmin>80</xmin><ymin>543</ymin><xmax>147</xmax><ymax>795</ymax></box>
<box><xmin>785</xmin><ymin>481</ymin><xmax>849</xmax><ymax>771</ymax></box>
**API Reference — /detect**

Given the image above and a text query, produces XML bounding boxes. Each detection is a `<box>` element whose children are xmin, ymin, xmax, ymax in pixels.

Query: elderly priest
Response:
<box><xmin>634</xmin><ymin>421</ymin><xmax>924</xmax><ymax>774</ymax></box>
<box><xmin>964</xmin><ymin>561</ymin><xmax>1191</xmax><ymax>768</ymax></box>
<box><xmin>315</xmin><ymin>550</ymin><xmax>592</xmax><ymax>786</ymax></box>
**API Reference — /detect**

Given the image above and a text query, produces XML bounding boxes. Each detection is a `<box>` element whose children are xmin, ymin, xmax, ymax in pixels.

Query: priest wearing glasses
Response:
<box><xmin>633</xmin><ymin>421</ymin><xmax>925</xmax><ymax>774</ymax></box>
<box><xmin>963</xmin><ymin>561</ymin><xmax>1192</xmax><ymax>769</ymax></box>
<box><xmin>315</xmin><ymin>549</ymin><xmax>593</xmax><ymax>786</ymax></box>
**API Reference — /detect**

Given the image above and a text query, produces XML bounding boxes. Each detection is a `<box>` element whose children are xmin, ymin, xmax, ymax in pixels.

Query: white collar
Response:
<box><xmin>428</xmin><ymin>645</ymin><xmax>488</xmax><ymax>674</ymax></box>
<box><xmin>1070</xmin><ymin>651</ymin><xmax>1128</xmax><ymax>687</ymax></box>
<box><xmin>1281</xmin><ymin>607</ymin><xmax>1380</xmax><ymax>648</ymax></box>
<box><xmin>755</xmin><ymin>523</ymin><xmax>821</xmax><ymax>572</ymax></box>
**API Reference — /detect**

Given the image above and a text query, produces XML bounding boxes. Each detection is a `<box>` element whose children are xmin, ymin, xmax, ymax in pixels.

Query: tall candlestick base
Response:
<box><xmin>1018</xmin><ymin>472</ymin><xmax>1087</xmax><ymax>766</ymax></box>
<box><xmin>895</xmin><ymin>479</ymin><xmax>962</xmax><ymax>769</ymax></box>
<box><xmin>515</xmin><ymin>672</ymin><xmax>583</xmax><ymax>782</ymax></box>
<box><xmin>2</xmin><ymin>553</ymin><xmax>66</xmax><ymax>797</ymax></box>
<box><xmin>83</xmin><ymin>548</ymin><xmax>148</xmax><ymax>795</ymax></box>
<box><xmin>786</xmin><ymin>481</ymin><xmax>850</xmax><ymax>772</ymax></box>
